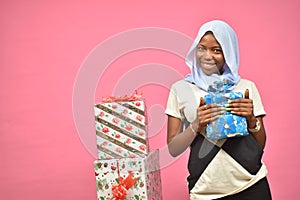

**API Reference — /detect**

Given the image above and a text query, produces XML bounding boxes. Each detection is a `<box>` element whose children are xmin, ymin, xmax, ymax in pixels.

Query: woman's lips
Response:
<box><xmin>201</xmin><ymin>63</ymin><xmax>217</xmax><ymax>69</ymax></box>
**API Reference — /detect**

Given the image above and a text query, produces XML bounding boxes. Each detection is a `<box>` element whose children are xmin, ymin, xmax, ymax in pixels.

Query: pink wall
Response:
<box><xmin>1</xmin><ymin>0</ymin><xmax>300</xmax><ymax>199</ymax></box>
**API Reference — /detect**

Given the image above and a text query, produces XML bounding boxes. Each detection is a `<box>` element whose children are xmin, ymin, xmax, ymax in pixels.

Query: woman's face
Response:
<box><xmin>196</xmin><ymin>32</ymin><xmax>225</xmax><ymax>75</ymax></box>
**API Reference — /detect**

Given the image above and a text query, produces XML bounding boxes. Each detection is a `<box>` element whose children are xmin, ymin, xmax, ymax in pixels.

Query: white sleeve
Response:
<box><xmin>165</xmin><ymin>84</ymin><xmax>183</xmax><ymax>119</ymax></box>
<box><xmin>250</xmin><ymin>82</ymin><xmax>266</xmax><ymax>117</ymax></box>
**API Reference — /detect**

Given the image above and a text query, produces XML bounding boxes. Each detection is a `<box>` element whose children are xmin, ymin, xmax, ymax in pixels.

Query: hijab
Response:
<box><xmin>185</xmin><ymin>20</ymin><xmax>240</xmax><ymax>91</ymax></box>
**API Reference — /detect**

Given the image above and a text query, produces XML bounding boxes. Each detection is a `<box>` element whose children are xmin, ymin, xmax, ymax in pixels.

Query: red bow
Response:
<box><xmin>102</xmin><ymin>91</ymin><xmax>142</xmax><ymax>103</ymax></box>
<box><xmin>110</xmin><ymin>163</ymin><xmax>140</xmax><ymax>200</ymax></box>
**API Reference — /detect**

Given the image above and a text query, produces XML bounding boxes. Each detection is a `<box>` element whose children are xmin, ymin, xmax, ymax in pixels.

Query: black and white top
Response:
<box><xmin>165</xmin><ymin>79</ymin><xmax>268</xmax><ymax>199</ymax></box>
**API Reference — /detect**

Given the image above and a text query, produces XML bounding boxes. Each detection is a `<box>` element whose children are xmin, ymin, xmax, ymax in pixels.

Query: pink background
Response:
<box><xmin>1</xmin><ymin>0</ymin><xmax>300</xmax><ymax>199</ymax></box>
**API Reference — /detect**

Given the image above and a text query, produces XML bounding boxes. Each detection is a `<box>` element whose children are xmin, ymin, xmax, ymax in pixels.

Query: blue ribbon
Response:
<box><xmin>207</xmin><ymin>79</ymin><xmax>235</xmax><ymax>94</ymax></box>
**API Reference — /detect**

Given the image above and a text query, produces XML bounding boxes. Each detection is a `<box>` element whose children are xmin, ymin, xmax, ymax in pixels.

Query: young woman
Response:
<box><xmin>165</xmin><ymin>20</ymin><xmax>272</xmax><ymax>199</ymax></box>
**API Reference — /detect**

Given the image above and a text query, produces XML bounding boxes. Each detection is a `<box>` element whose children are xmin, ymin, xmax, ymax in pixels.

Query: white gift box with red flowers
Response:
<box><xmin>94</xmin><ymin>98</ymin><xmax>149</xmax><ymax>159</ymax></box>
<box><xmin>94</xmin><ymin>150</ymin><xmax>162</xmax><ymax>200</ymax></box>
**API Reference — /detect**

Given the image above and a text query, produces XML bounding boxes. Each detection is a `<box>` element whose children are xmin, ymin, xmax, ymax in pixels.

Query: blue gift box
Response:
<box><xmin>204</xmin><ymin>92</ymin><xmax>249</xmax><ymax>140</ymax></box>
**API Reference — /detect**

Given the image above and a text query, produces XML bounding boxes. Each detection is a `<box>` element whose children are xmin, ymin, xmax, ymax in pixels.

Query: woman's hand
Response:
<box><xmin>225</xmin><ymin>89</ymin><xmax>267</xmax><ymax>148</ymax></box>
<box><xmin>225</xmin><ymin>89</ymin><xmax>256</xmax><ymax>128</ymax></box>
<box><xmin>192</xmin><ymin>97</ymin><xmax>224</xmax><ymax>132</ymax></box>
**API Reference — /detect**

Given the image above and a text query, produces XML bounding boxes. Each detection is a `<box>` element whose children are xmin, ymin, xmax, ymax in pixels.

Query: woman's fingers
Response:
<box><xmin>198</xmin><ymin>104</ymin><xmax>224</xmax><ymax>124</ymax></box>
<box><xmin>225</xmin><ymin>99</ymin><xmax>253</xmax><ymax>117</ymax></box>
<box><xmin>197</xmin><ymin>98</ymin><xmax>225</xmax><ymax>127</ymax></box>
<box><xmin>200</xmin><ymin>104</ymin><xmax>223</xmax><ymax>117</ymax></box>
<box><xmin>199</xmin><ymin>97</ymin><xmax>205</xmax><ymax>107</ymax></box>
<box><xmin>199</xmin><ymin>89</ymin><xmax>253</xmax><ymax>120</ymax></box>
<box><xmin>200</xmin><ymin>103</ymin><xmax>221</xmax><ymax>111</ymax></box>
<box><xmin>245</xmin><ymin>89</ymin><xmax>249</xmax><ymax>99</ymax></box>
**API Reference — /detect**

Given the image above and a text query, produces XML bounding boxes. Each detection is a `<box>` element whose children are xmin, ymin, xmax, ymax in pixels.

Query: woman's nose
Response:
<box><xmin>204</xmin><ymin>50</ymin><xmax>213</xmax><ymax>60</ymax></box>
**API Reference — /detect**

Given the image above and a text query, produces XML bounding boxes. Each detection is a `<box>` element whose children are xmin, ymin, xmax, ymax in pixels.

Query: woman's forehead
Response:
<box><xmin>198</xmin><ymin>32</ymin><xmax>221</xmax><ymax>46</ymax></box>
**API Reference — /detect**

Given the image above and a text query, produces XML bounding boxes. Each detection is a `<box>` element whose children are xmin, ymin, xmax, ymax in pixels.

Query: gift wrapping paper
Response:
<box><xmin>94</xmin><ymin>100</ymin><xmax>148</xmax><ymax>159</ymax></box>
<box><xmin>204</xmin><ymin>92</ymin><xmax>249</xmax><ymax>140</ymax></box>
<box><xmin>94</xmin><ymin>150</ymin><xmax>162</xmax><ymax>200</ymax></box>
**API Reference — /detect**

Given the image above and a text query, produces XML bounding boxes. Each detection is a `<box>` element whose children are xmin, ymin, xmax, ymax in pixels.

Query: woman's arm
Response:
<box><xmin>248</xmin><ymin>116</ymin><xmax>267</xmax><ymax>149</ymax></box>
<box><xmin>167</xmin><ymin>99</ymin><xmax>223</xmax><ymax>157</ymax></box>
<box><xmin>167</xmin><ymin>115</ymin><xmax>198</xmax><ymax>157</ymax></box>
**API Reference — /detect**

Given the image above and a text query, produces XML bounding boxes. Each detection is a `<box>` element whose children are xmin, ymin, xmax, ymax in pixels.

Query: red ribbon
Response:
<box><xmin>102</xmin><ymin>91</ymin><xmax>142</xmax><ymax>103</ymax></box>
<box><xmin>110</xmin><ymin>162</ymin><xmax>140</xmax><ymax>200</ymax></box>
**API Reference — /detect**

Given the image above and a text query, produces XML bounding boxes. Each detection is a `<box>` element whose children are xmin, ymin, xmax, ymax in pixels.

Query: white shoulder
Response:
<box><xmin>238</xmin><ymin>78</ymin><xmax>256</xmax><ymax>86</ymax></box>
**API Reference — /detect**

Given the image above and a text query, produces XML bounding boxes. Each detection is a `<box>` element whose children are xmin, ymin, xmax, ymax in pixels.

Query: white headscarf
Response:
<box><xmin>185</xmin><ymin>20</ymin><xmax>240</xmax><ymax>91</ymax></box>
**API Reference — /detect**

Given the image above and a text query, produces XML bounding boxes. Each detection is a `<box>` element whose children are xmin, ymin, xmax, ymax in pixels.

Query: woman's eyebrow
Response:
<box><xmin>197</xmin><ymin>44</ymin><xmax>221</xmax><ymax>49</ymax></box>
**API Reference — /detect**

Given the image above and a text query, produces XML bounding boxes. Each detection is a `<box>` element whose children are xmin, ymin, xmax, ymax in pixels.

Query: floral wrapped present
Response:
<box><xmin>94</xmin><ymin>150</ymin><xmax>162</xmax><ymax>200</ymax></box>
<box><xmin>204</xmin><ymin>80</ymin><xmax>249</xmax><ymax>140</ymax></box>
<box><xmin>94</xmin><ymin>92</ymin><xmax>149</xmax><ymax>159</ymax></box>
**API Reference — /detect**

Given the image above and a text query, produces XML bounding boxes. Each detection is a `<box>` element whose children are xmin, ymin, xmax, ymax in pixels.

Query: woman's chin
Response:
<box><xmin>201</xmin><ymin>68</ymin><xmax>221</xmax><ymax>76</ymax></box>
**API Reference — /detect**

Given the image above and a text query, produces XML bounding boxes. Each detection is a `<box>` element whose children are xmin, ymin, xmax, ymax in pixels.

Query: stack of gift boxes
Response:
<box><xmin>93</xmin><ymin>93</ymin><xmax>163</xmax><ymax>200</ymax></box>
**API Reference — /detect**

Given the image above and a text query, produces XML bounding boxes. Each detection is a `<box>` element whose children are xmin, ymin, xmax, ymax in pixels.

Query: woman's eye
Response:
<box><xmin>213</xmin><ymin>49</ymin><xmax>222</xmax><ymax>54</ymax></box>
<box><xmin>197</xmin><ymin>46</ymin><xmax>205</xmax><ymax>51</ymax></box>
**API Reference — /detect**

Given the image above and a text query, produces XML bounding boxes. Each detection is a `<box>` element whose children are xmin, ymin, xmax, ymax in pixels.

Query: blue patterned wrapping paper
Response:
<box><xmin>204</xmin><ymin>92</ymin><xmax>249</xmax><ymax>140</ymax></box>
